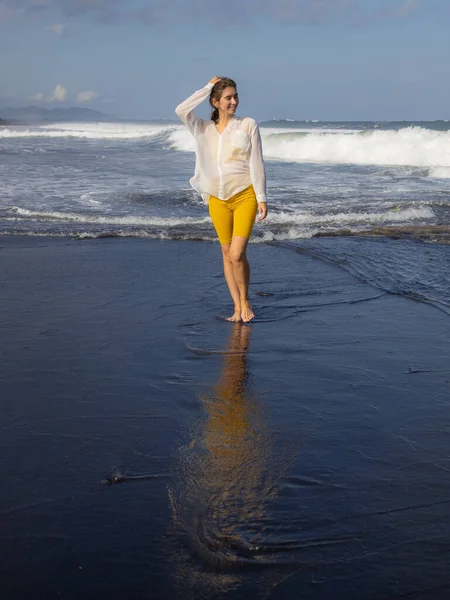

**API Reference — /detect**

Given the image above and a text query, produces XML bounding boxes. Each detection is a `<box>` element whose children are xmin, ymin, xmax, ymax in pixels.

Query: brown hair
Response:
<box><xmin>209</xmin><ymin>77</ymin><xmax>237</xmax><ymax>124</ymax></box>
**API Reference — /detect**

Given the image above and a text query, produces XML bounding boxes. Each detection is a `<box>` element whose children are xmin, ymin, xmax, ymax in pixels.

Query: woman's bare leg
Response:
<box><xmin>229</xmin><ymin>236</ymin><xmax>254</xmax><ymax>322</ymax></box>
<box><xmin>221</xmin><ymin>244</ymin><xmax>242</xmax><ymax>321</ymax></box>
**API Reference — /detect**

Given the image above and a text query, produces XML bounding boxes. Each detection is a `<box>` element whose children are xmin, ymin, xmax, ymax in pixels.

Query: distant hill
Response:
<box><xmin>0</xmin><ymin>117</ymin><xmax>10</xmax><ymax>125</ymax></box>
<box><xmin>0</xmin><ymin>105</ymin><xmax>117</xmax><ymax>123</ymax></box>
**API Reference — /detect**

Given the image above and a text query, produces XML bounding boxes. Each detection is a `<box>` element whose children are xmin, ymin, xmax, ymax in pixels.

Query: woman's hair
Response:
<box><xmin>209</xmin><ymin>77</ymin><xmax>237</xmax><ymax>123</ymax></box>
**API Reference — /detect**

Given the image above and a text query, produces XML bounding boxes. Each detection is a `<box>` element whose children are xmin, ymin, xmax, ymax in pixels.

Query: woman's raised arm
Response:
<box><xmin>175</xmin><ymin>79</ymin><xmax>218</xmax><ymax>135</ymax></box>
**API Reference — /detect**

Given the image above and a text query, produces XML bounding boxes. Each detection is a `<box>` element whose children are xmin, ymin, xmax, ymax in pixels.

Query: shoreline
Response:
<box><xmin>1</xmin><ymin>222</ymin><xmax>449</xmax><ymax>243</ymax></box>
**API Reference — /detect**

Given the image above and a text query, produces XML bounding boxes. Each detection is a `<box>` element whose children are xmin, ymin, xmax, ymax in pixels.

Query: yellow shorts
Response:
<box><xmin>208</xmin><ymin>185</ymin><xmax>258</xmax><ymax>245</ymax></box>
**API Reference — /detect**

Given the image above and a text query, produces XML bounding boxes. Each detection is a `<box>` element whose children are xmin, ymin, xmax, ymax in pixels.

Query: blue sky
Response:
<box><xmin>1</xmin><ymin>0</ymin><xmax>449</xmax><ymax>121</ymax></box>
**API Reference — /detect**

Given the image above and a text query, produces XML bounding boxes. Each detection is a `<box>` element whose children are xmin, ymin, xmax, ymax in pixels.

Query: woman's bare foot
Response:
<box><xmin>241</xmin><ymin>301</ymin><xmax>254</xmax><ymax>323</ymax></box>
<box><xmin>226</xmin><ymin>309</ymin><xmax>242</xmax><ymax>322</ymax></box>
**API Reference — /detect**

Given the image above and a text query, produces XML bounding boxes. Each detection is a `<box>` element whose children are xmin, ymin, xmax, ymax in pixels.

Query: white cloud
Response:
<box><xmin>48</xmin><ymin>83</ymin><xmax>68</xmax><ymax>102</ymax></box>
<box><xmin>76</xmin><ymin>90</ymin><xmax>99</xmax><ymax>103</ymax></box>
<box><xmin>30</xmin><ymin>92</ymin><xmax>44</xmax><ymax>101</ymax></box>
<box><xmin>49</xmin><ymin>22</ymin><xmax>64</xmax><ymax>36</ymax></box>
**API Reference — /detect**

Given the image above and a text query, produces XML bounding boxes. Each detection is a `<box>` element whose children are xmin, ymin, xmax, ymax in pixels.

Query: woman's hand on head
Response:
<box><xmin>257</xmin><ymin>202</ymin><xmax>268</xmax><ymax>222</ymax></box>
<box><xmin>209</xmin><ymin>76</ymin><xmax>222</xmax><ymax>86</ymax></box>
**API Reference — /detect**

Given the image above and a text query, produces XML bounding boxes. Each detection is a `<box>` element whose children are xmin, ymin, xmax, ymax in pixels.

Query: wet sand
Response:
<box><xmin>314</xmin><ymin>224</ymin><xmax>450</xmax><ymax>244</ymax></box>
<box><xmin>1</xmin><ymin>236</ymin><xmax>450</xmax><ymax>599</ymax></box>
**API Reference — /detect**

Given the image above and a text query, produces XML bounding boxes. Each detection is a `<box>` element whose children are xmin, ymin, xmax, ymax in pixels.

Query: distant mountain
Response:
<box><xmin>0</xmin><ymin>117</ymin><xmax>11</xmax><ymax>125</ymax></box>
<box><xmin>0</xmin><ymin>105</ymin><xmax>117</xmax><ymax>123</ymax></box>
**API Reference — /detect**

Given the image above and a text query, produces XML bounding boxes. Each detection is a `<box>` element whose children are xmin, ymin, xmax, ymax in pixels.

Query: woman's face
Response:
<box><xmin>214</xmin><ymin>86</ymin><xmax>239</xmax><ymax>117</ymax></box>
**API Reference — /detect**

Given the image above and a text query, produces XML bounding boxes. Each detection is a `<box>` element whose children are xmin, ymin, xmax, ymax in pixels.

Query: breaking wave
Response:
<box><xmin>169</xmin><ymin>125</ymin><xmax>450</xmax><ymax>169</ymax></box>
<box><xmin>1</xmin><ymin>204</ymin><xmax>433</xmax><ymax>241</ymax></box>
<box><xmin>4</xmin><ymin>122</ymin><xmax>450</xmax><ymax>171</ymax></box>
<box><xmin>0</xmin><ymin>122</ymin><xmax>177</xmax><ymax>140</ymax></box>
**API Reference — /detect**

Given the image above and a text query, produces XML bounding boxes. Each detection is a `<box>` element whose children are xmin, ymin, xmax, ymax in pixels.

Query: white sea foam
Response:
<box><xmin>7</xmin><ymin>205</ymin><xmax>432</xmax><ymax>229</ymax></box>
<box><xmin>169</xmin><ymin>125</ymin><xmax>450</xmax><ymax>169</ymax></box>
<box><xmin>8</xmin><ymin>207</ymin><xmax>211</xmax><ymax>226</ymax></box>
<box><xmin>167</xmin><ymin>127</ymin><xmax>196</xmax><ymax>152</ymax></box>
<box><xmin>5</xmin><ymin>122</ymin><xmax>450</xmax><ymax>170</ymax></box>
<box><xmin>267</xmin><ymin>206</ymin><xmax>433</xmax><ymax>226</ymax></box>
<box><xmin>261</xmin><ymin>127</ymin><xmax>450</xmax><ymax>167</ymax></box>
<box><xmin>166</xmin><ymin>126</ymin><xmax>357</xmax><ymax>154</ymax></box>
<box><xmin>251</xmin><ymin>229</ymin><xmax>314</xmax><ymax>243</ymax></box>
<box><xmin>429</xmin><ymin>167</ymin><xmax>450</xmax><ymax>179</ymax></box>
<box><xmin>0</xmin><ymin>122</ymin><xmax>176</xmax><ymax>140</ymax></box>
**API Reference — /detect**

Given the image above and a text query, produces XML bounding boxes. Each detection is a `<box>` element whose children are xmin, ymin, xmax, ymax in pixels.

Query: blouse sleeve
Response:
<box><xmin>249</xmin><ymin>121</ymin><xmax>267</xmax><ymax>204</ymax></box>
<box><xmin>175</xmin><ymin>83</ymin><xmax>213</xmax><ymax>136</ymax></box>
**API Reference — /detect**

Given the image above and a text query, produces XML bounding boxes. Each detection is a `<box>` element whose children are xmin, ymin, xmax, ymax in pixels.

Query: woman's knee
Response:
<box><xmin>229</xmin><ymin>247</ymin><xmax>246</xmax><ymax>264</ymax></box>
<box><xmin>221</xmin><ymin>245</ymin><xmax>233</xmax><ymax>263</ymax></box>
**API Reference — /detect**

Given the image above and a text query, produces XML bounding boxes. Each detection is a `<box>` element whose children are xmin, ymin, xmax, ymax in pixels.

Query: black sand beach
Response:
<box><xmin>1</xmin><ymin>236</ymin><xmax>450</xmax><ymax>599</ymax></box>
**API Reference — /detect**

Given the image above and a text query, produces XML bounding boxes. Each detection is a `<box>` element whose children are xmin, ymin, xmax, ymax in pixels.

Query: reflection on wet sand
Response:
<box><xmin>169</xmin><ymin>323</ymin><xmax>275</xmax><ymax>596</ymax></box>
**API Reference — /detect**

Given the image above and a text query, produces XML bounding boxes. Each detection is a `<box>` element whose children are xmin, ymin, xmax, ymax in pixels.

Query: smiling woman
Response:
<box><xmin>175</xmin><ymin>77</ymin><xmax>268</xmax><ymax>322</ymax></box>
<box><xmin>209</xmin><ymin>77</ymin><xmax>239</xmax><ymax>127</ymax></box>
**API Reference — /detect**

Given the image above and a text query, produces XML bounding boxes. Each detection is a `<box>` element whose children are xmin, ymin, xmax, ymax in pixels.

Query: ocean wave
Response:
<box><xmin>5</xmin><ymin>206</ymin><xmax>211</xmax><ymax>226</ymax></box>
<box><xmin>262</xmin><ymin>127</ymin><xmax>450</xmax><ymax>167</ymax></box>
<box><xmin>167</xmin><ymin>127</ymin><xmax>196</xmax><ymax>152</ymax></box>
<box><xmin>267</xmin><ymin>206</ymin><xmax>433</xmax><ymax>226</ymax></box>
<box><xmin>0</xmin><ymin>122</ymin><xmax>177</xmax><ymax>140</ymax></box>
<box><xmin>1</xmin><ymin>204</ymin><xmax>433</xmax><ymax>244</ymax></box>
<box><xmin>0</xmin><ymin>227</ymin><xmax>310</xmax><ymax>242</ymax></box>
<box><xmin>429</xmin><ymin>167</ymin><xmax>450</xmax><ymax>179</ymax></box>
<box><xmin>169</xmin><ymin>126</ymin><xmax>450</xmax><ymax>169</ymax></box>
<box><xmin>2</xmin><ymin>223</ymin><xmax>444</xmax><ymax>245</ymax></box>
<box><xmin>166</xmin><ymin>126</ymin><xmax>357</xmax><ymax>155</ymax></box>
<box><xmin>0</xmin><ymin>229</ymin><xmax>218</xmax><ymax>242</ymax></box>
<box><xmin>6</xmin><ymin>122</ymin><xmax>450</xmax><ymax>171</ymax></box>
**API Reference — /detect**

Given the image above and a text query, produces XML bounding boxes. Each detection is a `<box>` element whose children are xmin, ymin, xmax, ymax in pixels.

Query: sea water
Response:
<box><xmin>1</xmin><ymin>119</ymin><xmax>449</xmax><ymax>310</ymax></box>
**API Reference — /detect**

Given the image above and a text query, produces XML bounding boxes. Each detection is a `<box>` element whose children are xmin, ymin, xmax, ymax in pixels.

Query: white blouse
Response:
<box><xmin>175</xmin><ymin>83</ymin><xmax>267</xmax><ymax>204</ymax></box>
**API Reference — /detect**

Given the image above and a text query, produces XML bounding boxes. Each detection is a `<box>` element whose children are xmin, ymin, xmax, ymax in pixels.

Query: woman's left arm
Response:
<box><xmin>249</xmin><ymin>120</ymin><xmax>268</xmax><ymax>221</ymax></box>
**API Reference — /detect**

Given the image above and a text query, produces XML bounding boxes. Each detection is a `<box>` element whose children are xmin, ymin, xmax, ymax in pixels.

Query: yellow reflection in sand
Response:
<box><xmin>169</xmin><ymin>323</ymin><xmax>273</xmax><ymax>595</ymax></box>
<box><xmin>199</xmin><ymin>323</ymin><xmax>272</xmax><ymax>545</ymax></box>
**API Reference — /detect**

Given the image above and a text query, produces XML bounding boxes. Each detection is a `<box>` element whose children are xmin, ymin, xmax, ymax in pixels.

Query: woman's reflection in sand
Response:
<box><xmin>169</xmin><ymin>323</ymin><xmax>275</xmax><ymax>596</ymax></box>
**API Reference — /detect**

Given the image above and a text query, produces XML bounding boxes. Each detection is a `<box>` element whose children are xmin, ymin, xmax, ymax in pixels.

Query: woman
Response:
<box><xmin>175</xmin><ymin>77</ymin><xmax>268</xmax><ymax>323</ymax></box>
